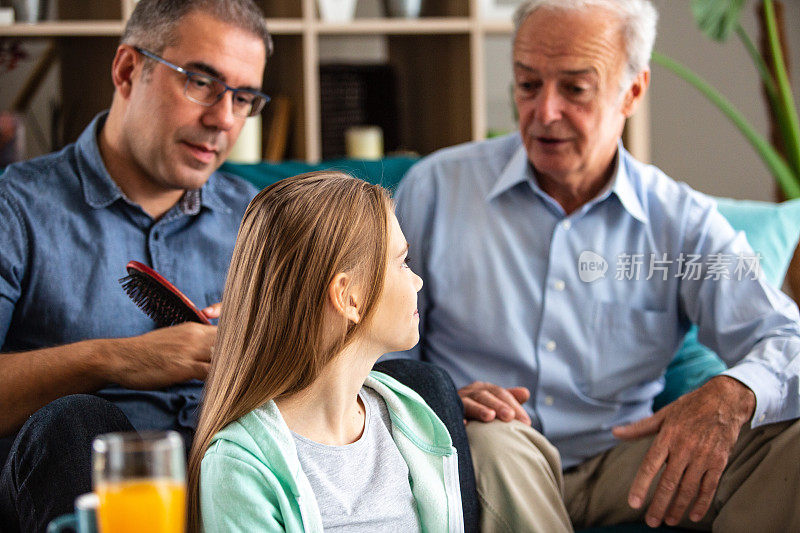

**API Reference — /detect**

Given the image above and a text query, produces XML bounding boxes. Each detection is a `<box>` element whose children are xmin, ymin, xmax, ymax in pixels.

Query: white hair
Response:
<box><xmin>513</xmin><ymin>0</ymin><xmax>658</xmax><ymax>83</ymax></box>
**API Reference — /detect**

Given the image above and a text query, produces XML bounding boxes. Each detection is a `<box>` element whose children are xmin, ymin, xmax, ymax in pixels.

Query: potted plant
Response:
<box><xmin>652</xmin><ymin>0</ymin><xmax>800</xmax><ymax>199</ymax></box>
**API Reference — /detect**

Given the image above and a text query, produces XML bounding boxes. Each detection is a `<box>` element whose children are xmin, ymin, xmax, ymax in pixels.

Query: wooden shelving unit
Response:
<box><xmin>1</xmin><ymin>0</ymin><xmax>648</xmax><ymax>162</ymax></box>
<box><xmin>0</xmin><ymin>21</ymin><xmax>125</xmax><ymax>36</ymax></box>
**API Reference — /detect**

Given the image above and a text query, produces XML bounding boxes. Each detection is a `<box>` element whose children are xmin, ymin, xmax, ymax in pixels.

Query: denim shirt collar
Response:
<box><xmin>76</xmin><ymin>112</ymin><xmax>124</xmax><ymax>209</ymax></box>
<box><xmin>487</xmin><ymin>139</ymin><xmax>648</xmax><ymax>223</ymax></box>
<box><xmin>76</xmin><ymin>111</ymin><xmax>230</xmax><ymax>215</ymax></box>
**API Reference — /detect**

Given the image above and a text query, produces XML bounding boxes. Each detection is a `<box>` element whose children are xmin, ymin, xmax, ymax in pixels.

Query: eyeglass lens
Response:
<box><xmin>184</xmin><ymin>74</ymin><xmax>266</xmax><ymax>117</ymax></box>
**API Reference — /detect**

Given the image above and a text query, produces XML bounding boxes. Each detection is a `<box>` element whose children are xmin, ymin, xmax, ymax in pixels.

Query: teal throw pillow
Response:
<box><xmin>654</xmin><ymin>197</ymin><xmax>800</xmax><ymax>409</ymax></box>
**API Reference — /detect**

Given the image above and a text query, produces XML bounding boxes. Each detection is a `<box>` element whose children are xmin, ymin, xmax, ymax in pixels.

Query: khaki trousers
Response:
<box><xmin>466</xmin><ymin>418</ymin><xmax>800</xmax><ymax>533</ymax></box>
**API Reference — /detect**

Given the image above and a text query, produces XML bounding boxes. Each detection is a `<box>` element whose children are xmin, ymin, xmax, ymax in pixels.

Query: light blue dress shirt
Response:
<box><xmin>392</xmin><ymin>133</ymin><xmax>800</xmax><ymax>468</ymax></box>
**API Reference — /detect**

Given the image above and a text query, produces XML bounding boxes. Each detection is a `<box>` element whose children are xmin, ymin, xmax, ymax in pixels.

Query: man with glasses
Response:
<box><xmin>0</xmin><ymin>2</ymin><xmax>271</xmax><ymax>530</ymax></box>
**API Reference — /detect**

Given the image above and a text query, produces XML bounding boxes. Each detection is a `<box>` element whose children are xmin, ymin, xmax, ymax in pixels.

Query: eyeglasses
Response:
<box><xmin>133</xmin><ymin>47</ymin><xmax>270</xmax><ymax>118</ymax></box>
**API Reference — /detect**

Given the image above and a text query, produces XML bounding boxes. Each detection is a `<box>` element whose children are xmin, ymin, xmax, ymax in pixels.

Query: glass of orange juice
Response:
<box><xmin>92</xmin><ymin>431</ymin><xmax>186</xmax><ymax>533</ymax></box>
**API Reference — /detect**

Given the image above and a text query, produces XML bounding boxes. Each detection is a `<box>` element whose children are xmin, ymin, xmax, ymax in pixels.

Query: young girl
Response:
<box><xmin>187</xmin><ymin>171</ymin><xmax>463</xmax><ymax>532</ymax></box>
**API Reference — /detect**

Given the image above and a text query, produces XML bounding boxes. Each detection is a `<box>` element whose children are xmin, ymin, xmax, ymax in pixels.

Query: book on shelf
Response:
<box><xmin>264</xmin><ymin>95</ymin><xmax>292</xmax><ymax>163</ymax></box>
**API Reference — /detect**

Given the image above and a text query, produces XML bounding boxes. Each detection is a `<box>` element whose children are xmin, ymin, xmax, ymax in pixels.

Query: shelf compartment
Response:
<box><xmin>257</xmin><ymin>1</ymin><xmax>303</xmax><ymax>18</ymax></box>
<box><xmin>315</xmin><ymin>17</ymin><xmax>471</xmax><ymax>34</ymax></box>
<box><xmin>262</xmin><ymin>35</ymin><xmax>307</xmax><ymax>160</ymax></box>
<box><xmin>388</xmin><ymin>33</ymin><xmax>472</xmax><ymax>155</ymax></box>
<box><xmin>57</xmin><ymin>37</ymin><xmax>118</xmax><ymax>145</ymax></box>
<box><xmin>60</xmin><ymin>1</ymin><xmax>121</xmax><ymax>21</ymax></box>
<box><xmin>421</xmin><ymin>0</ymin><xmax>469</xmax><ymax>17</ymax></box>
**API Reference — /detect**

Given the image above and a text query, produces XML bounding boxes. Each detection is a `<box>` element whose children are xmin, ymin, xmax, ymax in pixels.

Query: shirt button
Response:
<box><xmin>759</xmin><ymin>414</ymin><xmax>766</xmax><ymax>423</ymax></box>
<box><xmin>553</xmin><ymin>280</ymin><xmax>566</xmax><ymax>291</ymax></box>
<box><xmin>562</xmin><ymin>220</ymin><xmax>572</xmax><ymax>230</ymax></box>
<box><xmin>545</xmin><ymin>340</ymin><xmax>557</xmax><ymax>352</ymax></box>
<box><xmin>544</xmin><ymin>395</ymin><xmax>555</xmax><ymax>406</ymax></box>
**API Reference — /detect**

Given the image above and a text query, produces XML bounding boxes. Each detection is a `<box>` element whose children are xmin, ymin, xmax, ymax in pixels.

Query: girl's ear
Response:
<box><xmin>328</xmin><ymin>273</ymin><xmax>362</xmax><ymax>324</ymax></box>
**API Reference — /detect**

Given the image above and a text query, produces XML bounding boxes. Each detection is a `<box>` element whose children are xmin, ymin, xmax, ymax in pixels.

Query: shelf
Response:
<box><xmin>315</xmin><ymin>17</ymin><xmax>472</xmax><ymax>34</ymax></box>
<box><xmin>0</xmin><ymin>21</ymin><xmax>124</xmax><ymax>37</ymax></box>
<box><xmin>263</xmin><ymin>18</ymin><xmax>305</xmax><ymax>34</ymax></box>
<box><xmin>0</xmin><ymin>18</ymin><xmax>306</xmax><ymax>37</ymax></box>
<box><xmin>478</xmin><ymin>19</ymin><xmax>514</xmax><ymax>34</ymax></box>
<box><xmin>0</xmin><ymin>17</ymin><xmax>483</xmax><ymax>38</ymax></box>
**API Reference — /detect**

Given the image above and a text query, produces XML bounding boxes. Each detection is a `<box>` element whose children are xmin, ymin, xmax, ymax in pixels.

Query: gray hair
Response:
<box><xmin>513</xmin><ymin>0</ymin><xmax>657</xmax><ymax>82</ymax></box>
<box><xmin>122</xmin><ymin>0</ymin><xmax>273</xmax><ymax>67</ymax></box>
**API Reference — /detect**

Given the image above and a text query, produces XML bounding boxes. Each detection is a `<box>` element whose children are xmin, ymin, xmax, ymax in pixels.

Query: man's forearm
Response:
<box><xmin>0</xmin><ymin>339</ymin><xmax>116</xmax><ymax>436</ymax></box>
<box><xmin>0</xmin><ymin>322</ymin><xmax>215</xmax><ymax>436</ymax></box>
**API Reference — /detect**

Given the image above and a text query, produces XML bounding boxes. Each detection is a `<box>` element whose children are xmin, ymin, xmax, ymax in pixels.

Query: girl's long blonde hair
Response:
<box><xmin>187</xmin><ymin>171</ymin><xmax>392</xmax><ymax>531</ymax></box>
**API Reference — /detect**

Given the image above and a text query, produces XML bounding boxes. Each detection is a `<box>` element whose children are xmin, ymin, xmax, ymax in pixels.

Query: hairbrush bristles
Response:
<box><xmin>119</xmin><ymin>261</ymin><xmax>210</xmax><ymax>328</ymax></box>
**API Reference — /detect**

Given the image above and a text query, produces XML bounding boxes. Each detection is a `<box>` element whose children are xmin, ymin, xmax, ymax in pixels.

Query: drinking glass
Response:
<box><xmin>92</xmin><ymin>431</ymin><xmax>186</xmax><ymax>533</ymax></box>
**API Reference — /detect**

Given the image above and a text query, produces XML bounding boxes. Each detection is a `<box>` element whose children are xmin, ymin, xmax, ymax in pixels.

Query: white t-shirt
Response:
<box><xmin>291</xmin><ymin>386</ymin><xmax>421</xmax><ymax>532</ymax></box>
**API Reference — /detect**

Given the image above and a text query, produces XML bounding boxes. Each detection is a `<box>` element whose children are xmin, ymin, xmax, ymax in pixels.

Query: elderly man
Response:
<box><xmin>0</xmin><ymin>1</ymin><xmax>270</xmax><ymax>530</ymax></box>
<box><xmin>393</xmin><ymin>0</ymin><xmax>800</xmax><ymax>531</ymax></box>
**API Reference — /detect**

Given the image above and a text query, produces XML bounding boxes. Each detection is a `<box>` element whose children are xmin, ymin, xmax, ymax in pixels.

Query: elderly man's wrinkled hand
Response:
<box><xmin>612</xmin><ymin>375</ymin><xmax>756</xmax><ymax>528</ymax></box>
<box><xmin>459</xmin><ymin>381</ymin><xmax>531</xmax><ymax>424</ymax></box>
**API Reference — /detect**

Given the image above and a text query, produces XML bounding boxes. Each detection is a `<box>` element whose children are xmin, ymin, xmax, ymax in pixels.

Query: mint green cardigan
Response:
<box><xmin>200</xmin><ymin>371</ymin><xmax>464</xmax><ymax>532</ymax></box>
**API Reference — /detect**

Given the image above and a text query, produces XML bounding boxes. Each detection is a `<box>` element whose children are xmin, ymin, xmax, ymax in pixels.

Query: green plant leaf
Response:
<box><xmin>735</xmin><ymin>25</ymin><xmax>778</xmax><ymax>102</ymax></box>
<box><xmin>734</xmin><ymin>23</ymin><xmax>793</xmax><ymax>161</ymax></box>
<box><xmin>691</xmin><ymin>0</ymin><xmax>747</xmax><ymax>41</ymax></box>
<box><xmin>653</xmin><ymin>51</ymin><xmax>800</xmax><ymax>198</ymax></box>
<box><xmin>763</xmin><ymin>0</ymin><xmax>800</xmax><ymax>177</ymax></box>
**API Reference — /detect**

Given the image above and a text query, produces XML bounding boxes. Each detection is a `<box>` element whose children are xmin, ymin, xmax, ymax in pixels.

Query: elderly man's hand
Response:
<box><xmin>459</xmin><ymin>381</ymin><xmax>531</xmax><ymax>424</ymax></box>
<box><xmin>612</xmin><ymin>375</ymin><xmax>756</xmax><ymax>528</ymax></box>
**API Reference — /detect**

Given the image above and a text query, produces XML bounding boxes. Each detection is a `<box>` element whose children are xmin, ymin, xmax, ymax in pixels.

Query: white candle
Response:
<box><xmin>317</xmin><ymin>0</ymin><xmax>357</xmax><ymax>22</ymax></box>
<box><xmin>345</xmin><ymin>126</ymin><xmax>384</xmax><ymax>160</ymax></box>
<box><xmin>0</xmin><ymin>8</ymin><xmax>15</xmax><ymax>25</ymax></box>
<box><xmin>227</xmin><ymin>115</ymin><xmax>262</xmax><ymax>164</ymax></box>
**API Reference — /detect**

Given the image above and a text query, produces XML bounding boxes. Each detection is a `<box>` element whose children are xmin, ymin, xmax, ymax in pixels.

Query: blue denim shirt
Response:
<box><xmin>0</xmin><ymin>112</ymin><xmax>257</xmax><ymax>435</ymax></box>
<box><xmin>391</xmin><ymin>133</ymin><xmax>800</xmax><ymax>468</ymax></box>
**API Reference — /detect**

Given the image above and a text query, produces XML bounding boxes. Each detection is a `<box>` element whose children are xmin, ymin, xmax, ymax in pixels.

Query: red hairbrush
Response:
<box><xmin>119</xmin><ymin>261</ymin><xmax>211</xmax><ymax>327</ymax></box>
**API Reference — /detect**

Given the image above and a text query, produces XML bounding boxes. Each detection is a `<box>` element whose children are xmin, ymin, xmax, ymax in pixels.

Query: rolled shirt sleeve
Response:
<box><xmin>677</xmin><ymin>195</ymin><xmax>800</xmax><ymax>427</ymax></box>
<box><xmin>0</xmin><ymin>188</ymin><xmax>27</xmax><ymax>347</ymax></box>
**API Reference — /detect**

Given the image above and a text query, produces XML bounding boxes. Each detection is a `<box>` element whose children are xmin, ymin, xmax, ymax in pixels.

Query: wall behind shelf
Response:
<box><xmin>484</xmin><ymin>35</ymin><xmax>514</xmax><ymax>135</ymax></box>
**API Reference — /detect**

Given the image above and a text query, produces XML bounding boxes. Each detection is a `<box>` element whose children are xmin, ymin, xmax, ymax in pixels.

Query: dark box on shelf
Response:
<box><xmin>319</xmin><ymin>64</ymin><xmax>400</xmax><ymax>159</ymax></box>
